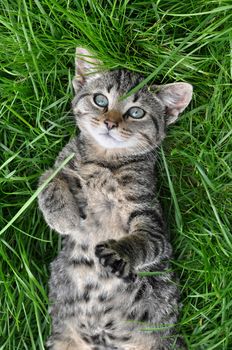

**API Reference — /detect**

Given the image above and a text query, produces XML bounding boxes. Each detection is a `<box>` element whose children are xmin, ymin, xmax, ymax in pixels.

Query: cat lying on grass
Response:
<box><xmin>38</xmin><ymin>47</ymin><xmax>192</xmax><ymax>350</ymax></box>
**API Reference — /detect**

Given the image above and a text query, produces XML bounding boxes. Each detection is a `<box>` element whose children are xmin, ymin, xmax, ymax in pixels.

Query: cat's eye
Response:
<box><xmin>127</xmin><ymin>107</ymin><xmax>145</xmax><ymax>119</ymax></box>
<box><xmin>93</xmin><ymin>94</ymin><xmax>108</xmax><ymax>108</ymax></box>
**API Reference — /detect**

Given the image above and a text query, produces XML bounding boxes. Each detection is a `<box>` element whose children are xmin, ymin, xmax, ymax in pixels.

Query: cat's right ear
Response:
<box><xmin>72</xmin><ymin>47</ymin><xmax>101</xmax><ymax>93</ymax></box>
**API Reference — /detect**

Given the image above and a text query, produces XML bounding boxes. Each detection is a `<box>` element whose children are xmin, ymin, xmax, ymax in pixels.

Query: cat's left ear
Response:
<box><xmin>72</xmin><ymin>47</ymin><xmax>101</xmax><ymax>93</ymax></box>
<box><xmin>154</xmin><ymin>82</ymin><xmax>193</xmax><ymax>125</ymax></box>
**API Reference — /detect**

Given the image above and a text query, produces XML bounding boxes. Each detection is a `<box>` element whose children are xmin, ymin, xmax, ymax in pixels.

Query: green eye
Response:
<box><xmin>127</xmin><ymin>107</ymin><xmax>145</xmax><ymax>119</ymax></box>
<box><xmin>93</xmin><ymin>94</ymin><xmax>108</xmax><ymax>108</ymax></box>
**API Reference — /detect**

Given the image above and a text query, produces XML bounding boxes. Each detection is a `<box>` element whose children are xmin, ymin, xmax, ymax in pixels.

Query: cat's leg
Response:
<box><xmin>95</xmin><ymin>208</ymin><xmax>172</xmax><ymax>280</ymax></box>
<box><xmin>123</xmin><ymin>335</ymin><xmax>186</xmax><ymax>350</ymax></box>
<box><xmin>154</xmin><ymin>336</ymin><xmax>187</xmax><ymax>350</ymax></box>
<box><xmin>48</xmin><ymin>340</ymin><xmax>76</xmax><ymax>350</ymax></box>
<box><xmin>49</xmin><ymin>340</ymin><xmax>91</xmax><ymax>350</ymax></box>
<box><xmin>38</xmin><ymin>170</ymin><xmax>81</xmax><ymax>235</ymax></box>
<box><xmin>123</xmin><ymin>337</ymin><xmax>160</xmax><ymax>350</ymax></box>
<box><xmin>124</xmin><ymin>345</ymin><xmax>152</xmax><ymax>350</ymax></box>
<box><xmin>47</xmin><ymin>333</ymin><xmax>92</xmax><ymax>350</ymax></box>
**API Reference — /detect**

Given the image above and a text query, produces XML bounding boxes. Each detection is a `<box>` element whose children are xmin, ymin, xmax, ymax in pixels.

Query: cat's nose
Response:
<box><xmin>104</xmin><ymin>119</ymin><xmax>118</xmax><ymax>130</ymax></box>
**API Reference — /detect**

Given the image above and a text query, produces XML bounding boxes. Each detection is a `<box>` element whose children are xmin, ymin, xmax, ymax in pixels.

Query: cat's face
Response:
<box><xmin>72</xmin><ymin>70</ymin><xmax>165</xmax><ymax>152</ymax></box>
<box><xmin>72</xmin><ymin>48</ymin><xmax>192</xmax><ymax>156</ymax></box>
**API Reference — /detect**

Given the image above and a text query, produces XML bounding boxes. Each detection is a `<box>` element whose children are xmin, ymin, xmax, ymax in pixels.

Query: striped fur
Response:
<box><xmin>38</xmin><ymin>49</ymin><xmax>192</xmax><ymax>350</ymax></box>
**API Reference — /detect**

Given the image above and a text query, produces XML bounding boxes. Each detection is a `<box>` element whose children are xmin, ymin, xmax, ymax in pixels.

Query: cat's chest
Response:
<box><xmin>79</xmin><ymin>164</ymin><xmax>128</xmax><ymax>238</ymax></box>
<box><xmin>80</xmin><ymin>164</ymin><xmax>119</xmax><ymax>202</ymax></box>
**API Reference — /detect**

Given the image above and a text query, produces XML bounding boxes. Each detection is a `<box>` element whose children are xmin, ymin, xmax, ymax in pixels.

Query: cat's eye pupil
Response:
<box><xmin>94</xmin><ymin>94</ymin><xmax>108</xmax><ymax>108</ymax></box>
<box><xmin>128</xmin><ymin>107</ymin><xmax>145</xmax><ymax>119</ymax></box>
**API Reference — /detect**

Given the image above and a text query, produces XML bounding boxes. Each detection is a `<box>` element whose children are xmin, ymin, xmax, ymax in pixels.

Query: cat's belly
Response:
<box><xmin>52</xmin><ymin>178</ymin><xmax>149</xmax><ymax>347</ymax></box>
<box><xmin>51</xmin><ymin>250</ymin><xmax>160</xmax><ymax>349</ymax></box>
<box><xmin>63</xmin><ymin>271</ymin><xmax>137</xmax><ymax>348</ymax></box>
<box><xmin>60</xmin><ymin>284</ymin><xmax>155</xmax><ymax>350</ymax></box>
<box><xmin>62</xmin><ymin>248</ymin><xmax>136</xmax><ymax>348</ymax></box>
<box><xmin>68</xmin><ymin>200</ymin><xmax>128</xmax><ymax>300</ymax></box>
<box><xmin>63</xmin><ymin>202</ymin><xmax>136</xmax><ymax>337</ymax></box>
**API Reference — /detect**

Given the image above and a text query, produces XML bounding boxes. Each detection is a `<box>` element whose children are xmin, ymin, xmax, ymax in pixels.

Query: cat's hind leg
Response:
<box><xmin>47</xmin><ymin>334</ymin><xmax>92</xmax><ymax>350</ymax></box>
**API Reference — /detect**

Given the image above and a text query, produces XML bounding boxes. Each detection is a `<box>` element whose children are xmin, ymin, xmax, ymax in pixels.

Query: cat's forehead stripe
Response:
<box><xmin>132</xmin><ymin>93</ymin><xmax>139</xmax><ymax>103</ymax></box>
<box><xmin>116</xmin><ymin>70</ymin><xmax>123</xmax><ymax>91</ymax></box>
<box><xmin>107</xmin><ymin>84</ymin><xmax>113</xmax><ymax>93</ymax></box>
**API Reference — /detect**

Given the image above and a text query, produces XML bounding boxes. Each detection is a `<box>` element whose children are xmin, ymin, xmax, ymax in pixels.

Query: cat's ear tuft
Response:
<box><xmin>154</xmin><ymin>82</ymin><xmax>193</xmax><ymax>125</ymax></box>
<box><xmin>72</xmin><ymin>47</ymin><xmax>101</xmax><ymax>93</ymax></box>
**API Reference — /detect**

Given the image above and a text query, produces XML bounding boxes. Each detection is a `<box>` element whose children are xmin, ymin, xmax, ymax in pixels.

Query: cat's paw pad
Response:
<box><xmin>95</xmin><ymin>240</ymin><xmax>136</xmax><ymax>282</ymax></box>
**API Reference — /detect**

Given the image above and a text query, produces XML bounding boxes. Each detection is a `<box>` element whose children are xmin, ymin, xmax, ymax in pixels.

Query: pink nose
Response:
<box><xmin>104</xmin><ymin>120</ymin><xmax>118</xmax><ymax>130</ymax></box>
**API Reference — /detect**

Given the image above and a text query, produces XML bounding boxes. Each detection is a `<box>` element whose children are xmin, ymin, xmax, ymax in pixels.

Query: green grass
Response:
<box><xmin>0</xmin><ymin>0</ymin><xmax>232</xmax><ymax>349</ymax></box>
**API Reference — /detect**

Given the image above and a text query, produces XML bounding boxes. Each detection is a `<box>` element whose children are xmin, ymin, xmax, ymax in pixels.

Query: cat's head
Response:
<box><xmin>72</xmin><ymin>48</ymin><xmax>192</xmax><ymax>155</ymax></box>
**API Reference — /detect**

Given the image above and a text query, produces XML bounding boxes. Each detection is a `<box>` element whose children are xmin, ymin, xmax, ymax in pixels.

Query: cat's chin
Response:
<box><xmin>81</xmin><ymin>125</ymin><xmax>131</xmax><ymax>150</ymax></box>
<box><xmin>91</xmin><ymin>132</ymin><xmax>127</xmax><ymax>149</ymax></box>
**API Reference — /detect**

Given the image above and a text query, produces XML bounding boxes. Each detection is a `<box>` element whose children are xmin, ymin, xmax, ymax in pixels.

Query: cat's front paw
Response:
<box><xmin>38</xmin><ymin>170</ymin><xmax>80</xmax><ymax>235</ymax></box>
<box><xmin>95</xmin><ymin>240</ymin><xmax>136</xmax><ymax>282</ymax></box>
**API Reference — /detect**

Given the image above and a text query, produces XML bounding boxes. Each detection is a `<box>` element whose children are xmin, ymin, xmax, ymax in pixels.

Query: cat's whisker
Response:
<box><xmin>90</xmin><ymin>120</ymin><xmax>100</xmax><ymax>127</ymax></box>
<box><xmin>120</xmin><ymin>130</ymin><xmax>132</xmax><ymax>136</ymax></box>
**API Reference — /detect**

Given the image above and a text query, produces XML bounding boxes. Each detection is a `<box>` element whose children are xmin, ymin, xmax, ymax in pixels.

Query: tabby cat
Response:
<box><xmin>38</xmin><ymin>48</ymin><xmax>192</xmax><ymax>350</ymax></box>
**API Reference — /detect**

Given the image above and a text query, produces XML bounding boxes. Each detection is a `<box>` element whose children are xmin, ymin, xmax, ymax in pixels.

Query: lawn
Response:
<box><xmin>0</xmin><ymin>0</ymin><xmax>232</xmax><ymax>349</ymax></box>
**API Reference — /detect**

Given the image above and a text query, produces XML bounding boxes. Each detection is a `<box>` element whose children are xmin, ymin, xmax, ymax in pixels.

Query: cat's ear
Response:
<box><xmin>154</xmin><ymin>82</ymin><xmax>193</xmax><ymax>125</ymax></box>
<box><xmin>72</xmin><ymin>47</ymin><xmax>101</xmax><ymax>92</ymax></box>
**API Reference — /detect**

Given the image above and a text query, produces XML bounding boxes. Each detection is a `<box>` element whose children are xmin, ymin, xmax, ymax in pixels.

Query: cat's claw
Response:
<box><xmin>95</xmin><ymin>240</ymin><xmax>136</xmax><ymax>282</ymax></box>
